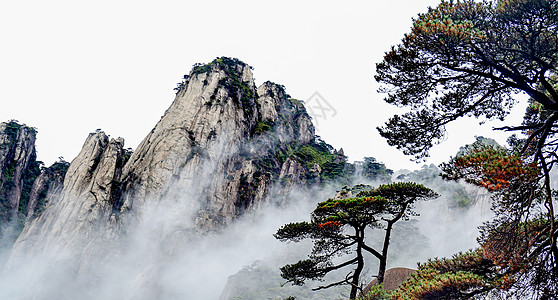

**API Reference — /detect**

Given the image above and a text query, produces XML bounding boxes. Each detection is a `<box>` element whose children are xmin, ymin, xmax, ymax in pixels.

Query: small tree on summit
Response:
<box><xmin>274</xmin><ymin>182</ymin><xmax>439</xmax><ymax>299</ymax></box>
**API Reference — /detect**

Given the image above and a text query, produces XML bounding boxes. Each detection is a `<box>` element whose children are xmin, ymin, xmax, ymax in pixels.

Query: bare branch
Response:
<box><xmin>493</xmin><ymin>124</ymin><xmax>545</xmax><ymax>131</ymax></box>
<box><xmin>361</xmin><ymin>243</ymin><xmax>382</xmax><ymax>259</ymax></box>
<box><xmin>312</xmin><ymin>277</ymin><xmax>350</xmax><ymax>291</ymax></box>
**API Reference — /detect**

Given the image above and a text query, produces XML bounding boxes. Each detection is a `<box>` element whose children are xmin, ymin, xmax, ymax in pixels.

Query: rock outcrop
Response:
<box><xmin>118</xmin><ymin>58</ymin><xmax>264</xmax><ymax>226</ymax></box>
<box><xmin>115</xmin><ymin>58</ymin><xmax>319</xmax><ymax>229</ymax></box>
<box><xmin>24</xmin><ymin>163</ymin><xmax>65</xmax><ymax>224</ymax></box>
<box><xmin>9</xmin><ymin>57</ymin><xmax>334</xmax><ymax>262</ymax></box>
<box><xmin>0</xmin><ymin>121</ymin><xmax>40</xmax><ymax>224</ymax></box>
<box><xmin>361</xmin><ymin>267</ymin><xmax>417</xmax><ymax>294</ymax></box>
<box><xmin>11</xmin><ymin>131</ymin><xmax>126</xmax><ymax>260</ymax></box>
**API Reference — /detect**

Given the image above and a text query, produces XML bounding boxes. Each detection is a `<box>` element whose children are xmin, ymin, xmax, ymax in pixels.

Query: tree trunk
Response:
<box><xmin>378</xmin><ymin>220</ymin><xmax>395</xmax><ymax>285</ymax></box>
<box><xmin>350</xmin><ymin>230</ymin><xmax>365</xmax><ymax>299</ymax></box>
<box><xmin>377</xmin><ymin>257</ymin><xmax>387</xmax><ymax>285</ymax></box>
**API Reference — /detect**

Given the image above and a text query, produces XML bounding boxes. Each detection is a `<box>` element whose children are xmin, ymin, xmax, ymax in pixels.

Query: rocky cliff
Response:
<box><xmin>0</xmin><ymin>58</ymin><xmax>370</xmax><ymax>300</ymax></box>
<box><xmin>0</xmin><ymin>121</ymin><xmax>71</xmax><ymax>269</ymax></box>
<box><xmin>117</xmin><ymin>58</ymin><xmax>319</xmax><ymax>229</ymax></box>
<box><xmin>24</xmin><ymin>160</ymin><xmax>67</xmax><ymax>224</ymax></box>
<box><xmin>0</xmin><ymin>121</ymin><xmax>40</xmax><ymax>225</ymax></box>
<box><xmin>0</xmin><ymin>121</ymin><xmax>70</xmax><ymax>229</ymax></box>
<box><xmin>7</xmin><ymin>58</ymin><xmax>352</xmax><ymax>270</ymax></box>
<box><xmin>11</xmin><ymin>132</ymin><xmax>126</xmax><ymax>260</ymax></box>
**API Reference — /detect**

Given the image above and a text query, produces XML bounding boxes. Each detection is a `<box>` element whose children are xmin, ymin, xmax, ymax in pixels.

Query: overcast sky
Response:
<box><xmin>1</xmin><ymin>0</ymin><xmax>528</xmax><ymax>171</ymax></box>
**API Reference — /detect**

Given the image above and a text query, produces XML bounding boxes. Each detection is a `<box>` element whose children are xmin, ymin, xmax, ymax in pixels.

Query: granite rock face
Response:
<box><xmin>10</xmin><ymin>58</ymin><xmax>324</xmax><ymax>258</ymax></box>
<box><xmin>119</xmin><ymin>59</ymin><xmax>262</xmax><ymax>224</ymax></box>
<box><xmin>24</xmin><ymin>166</ymin><xmax>65</xmax><ymax>224</ymax></box>
<box><xmin>11</xmin><ymin>131</ymin><xmax>126</xmax><ymax>259</ymax></box>
<box><xmin>115</xmin><ymin>58</ymin><xmax>318</xmax><ymax>229</ymax></box>
<box><xmin>2</xmin><ymin>59</ymin><xmax>354</xmax><ymax>300</ymax></box>
<box><xmin>0</xmin><ymin>121</ymin><xmax>39</xmax><ymax>224</ymax></box>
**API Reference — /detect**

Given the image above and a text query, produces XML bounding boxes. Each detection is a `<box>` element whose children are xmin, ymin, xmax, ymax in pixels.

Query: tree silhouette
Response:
<box><xmin>275</xmin><ymin>183</ymin><xmax>438</xmax><ymax>299</ymax></box>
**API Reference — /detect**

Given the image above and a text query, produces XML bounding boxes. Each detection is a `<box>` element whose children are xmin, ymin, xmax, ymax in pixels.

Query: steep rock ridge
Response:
<box><xmin>0</xmin><ymin>121</ymin><xmax>40</xmax><ymax>224</ymax></box>
<box><xmin>11</xmin><ymin>131</ymin><xmax>126</xmax><ymax>258</ymax></box>
<box><xmin>6</xmin><ymin>58</ymin><xmax>352</xmax><ymax>294</ymax></box>
<box><xmin>257</xmin><ymin>81</ymin><xmax>314</xmax><ymax>145</ymax></box>
<box><xmin>9</xmin><ymin>57</ymin><xmax>326</xmax><ymax>260</ymax></box>
<box><xmin>279</xmin><ymin>158</ymin><xmax>307</xmax><ymax>187</ymax></box>
<box><xmin>24</xmin><ymin>162</ymin><xmax>66</xmax><ymax>224</ymax></box>
<box><xmin>117</xmin><ymin>58</ymin><xmax>320</xmax><ymax>229</ymax></box>
<box><xmin>119</xmin><ymin>58</ymin><xmax>260</xmax><ymax>217</ymax></box>
<box><xmin>5</xmin><ymin>58</ymin><xmax>317</xmax><ymax>257</ymax></box>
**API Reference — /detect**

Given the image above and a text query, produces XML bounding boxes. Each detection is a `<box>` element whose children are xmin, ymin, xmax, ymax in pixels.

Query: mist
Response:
<box><xmin>0</xmin><ymin>185</ymin><xmax>332</xmax><ymax>299</ymax></box>
<box><xmin>0</xmin><ymin>156</ymin><xmax>495</xmax><ymax>300</ymax></box>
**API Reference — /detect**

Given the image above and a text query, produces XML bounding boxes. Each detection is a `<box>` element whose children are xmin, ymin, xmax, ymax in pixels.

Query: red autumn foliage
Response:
<box><xmin>442</xmin><ymin>145</ymin><xmax>539</xmax><ymax>192</ymax></box>
<box><xmin>317</xmin><ymin>221</ymin><xmax>342</xmax><ymax>228</ymax></box>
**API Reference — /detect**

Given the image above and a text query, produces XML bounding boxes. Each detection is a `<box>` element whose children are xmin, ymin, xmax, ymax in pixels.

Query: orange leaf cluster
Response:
<box><xmin>317</xmin><ymin>221</ymin><xmax>341</xmax><ymax>228</ymax></box>
<box><xmin>452</xmin><ymin>148</ymin><xmax>538</xmax><ymax>191</ymax></box>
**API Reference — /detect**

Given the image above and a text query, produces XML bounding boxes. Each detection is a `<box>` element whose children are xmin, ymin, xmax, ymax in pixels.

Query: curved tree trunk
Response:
<box><xmin>350</xmin><ymin>228</ymin><xmax>365</xmax><ymax>299</ymax></box>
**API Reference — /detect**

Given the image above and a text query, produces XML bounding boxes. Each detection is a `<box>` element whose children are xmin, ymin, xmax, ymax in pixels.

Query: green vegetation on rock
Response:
<box><xmin>254</xmin><ymin>121</ymin><xmax>273</xmax><ymax>135</ymax></box>
<box><xmin>190</xmin><ymin>57</ymin><xmax>259</xmax><ymax>117</ymax></box>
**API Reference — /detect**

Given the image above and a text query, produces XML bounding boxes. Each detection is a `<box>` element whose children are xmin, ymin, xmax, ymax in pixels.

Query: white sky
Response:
<box><xmin>1</xmin><ymin>0</ymin><xmax>528</xmax><ymax>171</ymax></box>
